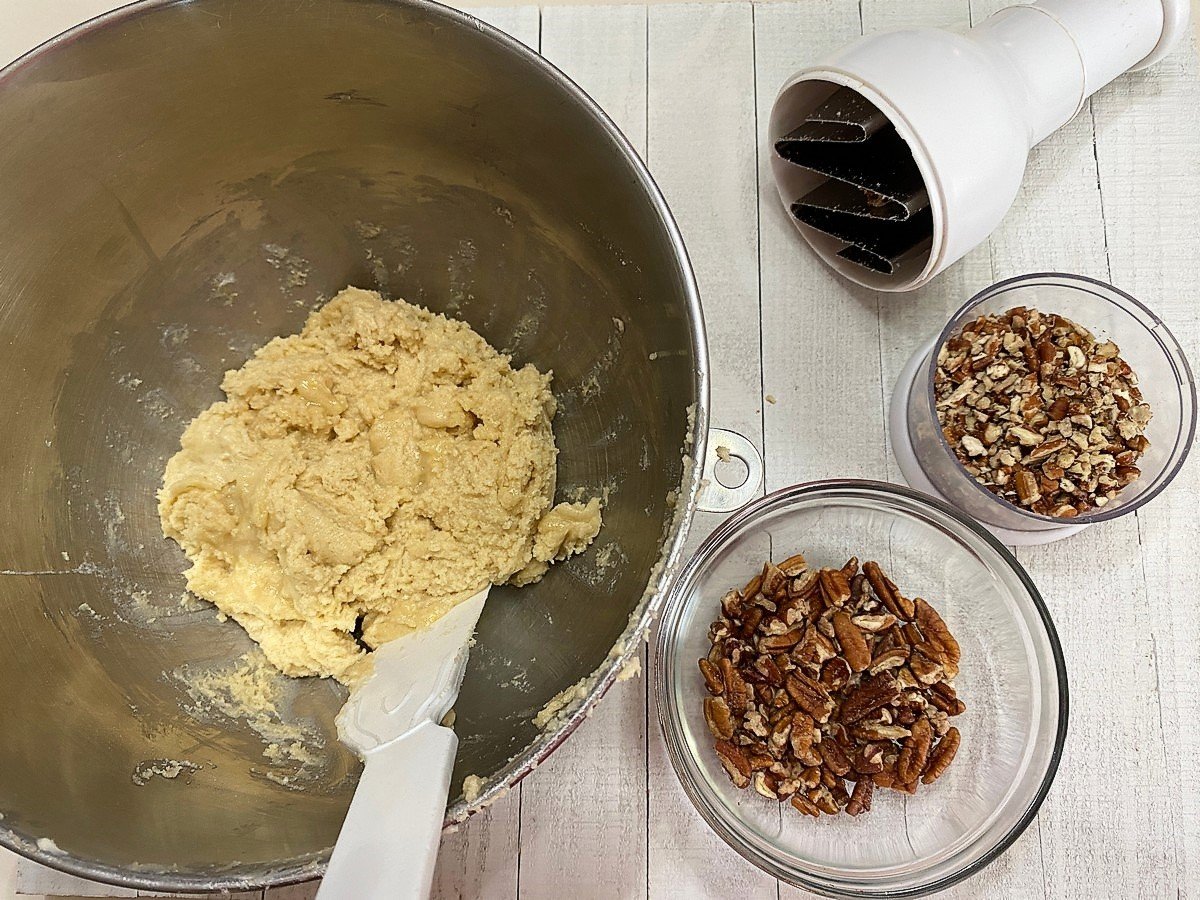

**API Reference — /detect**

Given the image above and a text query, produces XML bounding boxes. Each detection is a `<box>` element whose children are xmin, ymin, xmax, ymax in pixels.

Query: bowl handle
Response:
<box><xmin>696</xmin><ymin>428</ymin><xmax>764</xmax><ymax>513</ymax></box>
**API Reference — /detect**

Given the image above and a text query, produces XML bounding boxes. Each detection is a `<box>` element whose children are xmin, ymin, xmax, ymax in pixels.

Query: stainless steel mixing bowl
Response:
<box><xmin>0</xmin><ymin>0</ymin><xmax>707</xmax><ymax>890</ymax></box>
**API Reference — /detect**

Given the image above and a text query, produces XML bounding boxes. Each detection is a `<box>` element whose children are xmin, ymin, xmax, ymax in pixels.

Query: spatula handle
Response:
<box><xmin>317</xmin><ymin>721</ymin><xmax>458</xmax><ymax>900</ymax></box>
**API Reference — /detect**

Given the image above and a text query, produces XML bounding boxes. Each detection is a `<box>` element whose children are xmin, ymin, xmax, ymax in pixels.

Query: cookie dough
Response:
<box><xmin>159</xmin><ymin>287</ymin><xmax>600</xmax><ymax>682</ymax></box>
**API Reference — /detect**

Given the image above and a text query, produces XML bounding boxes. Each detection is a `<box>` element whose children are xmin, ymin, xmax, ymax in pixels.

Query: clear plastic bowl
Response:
<box><xmin>654</xmin><ymin>480</ymin><xmax>1067</xmax><ymax>897</ymax></box>
<box><xmin>902</xmin><ymin>273</ymin><xmax>1196</xmax><ymax>536</ymax></box>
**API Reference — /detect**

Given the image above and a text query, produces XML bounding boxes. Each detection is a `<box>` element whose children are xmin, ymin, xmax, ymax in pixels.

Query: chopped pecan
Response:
<box><xmin>698</xmin><ymin>658</ymin><xmax>724</xmax><ymax>694</ymax></box>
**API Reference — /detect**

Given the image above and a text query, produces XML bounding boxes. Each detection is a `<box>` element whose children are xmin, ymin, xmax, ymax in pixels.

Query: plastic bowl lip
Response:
<box><xmin>922</xmin><ymin>271</ymin><xmax>1198</xmax><ymax>527</ymax></box>
<box><xmin>654</xmin><ymin>479</ymin><xmax>1070</xmax><ymax>898</ymax></box>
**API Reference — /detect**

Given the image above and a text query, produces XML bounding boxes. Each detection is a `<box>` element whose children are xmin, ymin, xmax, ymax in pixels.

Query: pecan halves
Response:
<box><xmin>922</xmin><ymin>726</ymin><xmax>961</xmax><ymax>784</ymax></box>
<box><xmin>840</xmin><ymin>674</ymin><xmax>900</xmax><ymax>724</ymax></box>
<box><xmin>786</xmin><ymin>672</ymin><xmax>834</xmax><ymax>723</ymax></box>
<box><xmin>715</xmin><ymin>739</ymin><xmax>751</xmax><ymax>788</ymax></box>
<box><xmin>698</xmin><ymin>658</ymin><xmax>724</xmax><ymax>694</ymax></box>
<box><xmin>915</xmin><ymin>598</ymin><xmax>961</xmax><ymax>678</ymax></box>
<box><xmin>863</xmin><ymin>560</ymin><xmax>915</xmax><ymax>620</ymax></box>
<box><xmin>818</xmin><ymin>738</ymin><xmax>853</xmax><ymax>776</ymax></box>
<box><xmin>832</xmin><ymin>611</ymin><xmax>871</xmax><ymax>672</ymax></box>
<box><xmin>819</xmin><ymin>568</ymin><xmax>852</xmax><ymax>607</ymax></box>
<box><xmin>897</xmin><ymin>717</ymin><xmax>933</xmax><ymax>785</ymax></box>
<box><xmin>702</xmin><ymin>552</ymin><xmax>964</xmax><ymax>819</ymax></box>
<box><xmin>704</xmin><ymin>696</ymin><xmax>734</xmax><ymax>740</ymax></box>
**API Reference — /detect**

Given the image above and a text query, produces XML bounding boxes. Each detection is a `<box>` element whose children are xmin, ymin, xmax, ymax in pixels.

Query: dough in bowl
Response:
<box><xmin>159</xmin><ymin>287</ymin><xmax>600</xmax><ymax>683</ymax></box>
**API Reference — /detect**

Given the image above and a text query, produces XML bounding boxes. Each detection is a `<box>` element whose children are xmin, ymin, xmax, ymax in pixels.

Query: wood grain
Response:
<box><xmin>644</xmin><ymin>3</ymin><xmax>773</xmax><ymax>897</ymax></box>
<box><xmin>515</xmin><ymin>7</ymin><xmax>650</xmax><ymax>896</ymax></box>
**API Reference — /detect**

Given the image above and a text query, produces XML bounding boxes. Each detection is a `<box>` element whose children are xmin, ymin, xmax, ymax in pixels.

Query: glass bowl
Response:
<box><xmin>654</xmin><ymin>480</ymin><xmax>1067</xmax><ymax>897</ymax></box>
<box><xmin>900</xmin><ymin>273</ymin><xmax>1196</xmax><ymax>538</ymax></box>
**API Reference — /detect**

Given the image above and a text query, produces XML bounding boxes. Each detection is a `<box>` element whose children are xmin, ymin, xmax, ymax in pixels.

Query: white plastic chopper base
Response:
<box><xmin>889</xmin><ymin>339</ymin><xmax>1088</xmax><ymax>547</ymax></box>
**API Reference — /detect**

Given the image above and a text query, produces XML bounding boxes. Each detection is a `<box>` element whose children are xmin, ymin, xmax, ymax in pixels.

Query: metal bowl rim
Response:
<box><xmin>0</xmin><ymin>0</ymin><xmax>710</xmax><ymax>891</ymax></box>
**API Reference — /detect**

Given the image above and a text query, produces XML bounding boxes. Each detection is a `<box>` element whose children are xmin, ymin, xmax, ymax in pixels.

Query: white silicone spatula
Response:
<box><xmin>316</xmin><ymin>587</ymin><xmax>489</xmax><ymax>900</ymax></box>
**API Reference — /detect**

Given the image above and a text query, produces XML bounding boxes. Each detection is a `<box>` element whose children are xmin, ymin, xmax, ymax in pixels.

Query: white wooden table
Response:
<box><xmin>4</xmin><ymin>2</ymin><xmax>1199</xmax><ymax>898</ymax></box>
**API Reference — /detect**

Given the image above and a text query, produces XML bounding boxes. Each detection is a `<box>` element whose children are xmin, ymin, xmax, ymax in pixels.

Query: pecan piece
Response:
<box><xmin>758</xmin><ymin>626</ymin><xmax>805</xmax><ymax>652</ymax></box>
<box><xmin>818</xmin><ymin>738</ymin><xmax>852</xmax><ymax>776</ymax></box>
<box><xmin>840</xmin><ymin>674</ymin><xmax>900</xmax><ymax>724</ymax></box>
<box><xmin>897</xmin><ymin>717</ymin><xmax>933</xmax><ymax>785</ymax></box>
<box><xmin>703</xmin><ymin>696</ymin><xmax>734</xmax><ymax>739</ymax></box>
<box><xmin>819</xmin><ymin>568</ymin><xmax>852</xmax><ymax>607</ymax></box>
<box><xmin>909</xmin><ymin>650</ymin><xmax>945</xmax><ymax>685</ymax></box>
<box><xmin>789</xmin><ymin>569</ymin><xmax>820</xmax><ymax>599</ymax></box>
<box><xmin>752</xmin><ymin>771</ymin><xmax>779</xmax><ymax>799</ymax></box>
<box><xmin>792</xmin><ymin>626</ymin><xmax>837</xmax><ymax>671</ymax></box>
<box><xmin>831</xmin><ymin>610</ymin><xmax>871</xmax><ymax>672</ymax></box>
<box><xmin>869</xmin><ymin>646</ymin><xmax>909</xmax><ymax>675</ymax></box>
<box><xmin>809</xmin><ymin>785</ymin><xmax>840</xmax><ymax>815</ymax></box>
<box><xmin>929</xmin><ymin>681</ymin><xmax>967</xmax><ymax>716</ymax></box>
<box><xmin>791</xmin><ymin>792</ymin><xmax>821</xmax><ymax>817</ymax></box>
<box><xmin>720</xmin><ymin>589</ymin><xmax>744</xmax><ymax>618</ymax></box>
<box><xmin>819</xmin><ymin>657</ymin><xmax>852</xmax><ymax>692</ymax></box>
<box><xmin>698</xmin><ymin>658</ymin><xmax>724</xmax><ymax>694</ymax></box>
<box><xmin>786</xmin><ymin>672</ymin><xmax>834</xmax><ymax>723</ymax></box>
<box><xmin>719</xmin><ymin>658</ymin><xmax>753</xmax><ymax>716</ymax></box>
<box><xmin>915</xmin><ymin>598</ymin><xmax>960</xmax><ymax>676</ymax></box>
<box><xmin>714</xmin><ymin>739</ymin><xmax>751</xmax><ymax>788</ymax></box>
<box><xmin>789</xmin><ymin>711</ymin><xmax>815</xmax><ymax>760</ymax></box>
<box><xmin>760</xmin><ymin>562</ymin><xmax>788</xmax><ymax>600</ymax></box>
<box><xmin>863</xmin><ymin>560</ymin><xmax>915</xmax><ymax>619</ymax></box>
<box><xmin>778</xmin><ymin>552</ymin><xmax>808</xmax><ymax>576</ymax></box>
<box><xmin>922</xmin><ymin>726</ymin><xmax>961</xmax><ymax>784</ymax></box>
<box><xmin>852</xmin><ymin>613</ymin><xmax>896</xmax><ymax>632</ymax></box>
<box><xmin>752</xmin><ymin>654</ymin><xmax>784</xmax><ymax>686</ymax></box>
<box><xmin>845</xmin><ymin>778</ymin><xmax>874</xmax><ymax>816</ymax></box>
<box><xmin>853</xmin><ymin>742</ymin><xmax>887</xmax><ymax>776</ymax></box>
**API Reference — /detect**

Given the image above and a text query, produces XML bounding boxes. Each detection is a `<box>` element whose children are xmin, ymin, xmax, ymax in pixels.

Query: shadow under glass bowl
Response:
<box><xmin>655</xmin><ymin>480</ymin><xmax>1068</xmax><ymax>898</ymax></box>
<box><xmin>0</xmin><ymin>0</ymin><xmax>707</xmax><ymax>891</ymax></box>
